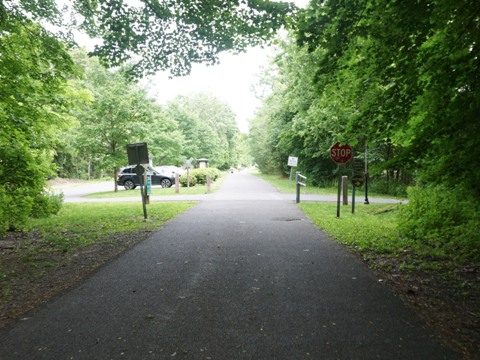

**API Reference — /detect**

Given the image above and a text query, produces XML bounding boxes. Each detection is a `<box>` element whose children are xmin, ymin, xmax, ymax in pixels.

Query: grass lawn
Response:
<box><xmin>27</xmin><ymin>202</ymin><xmax>196</xmax><ymax>246</ymax></box>
<box><xmin>253</xmin><ymin>171</ymin><xmax>406</xmax><ymax>199</ymax></box>
<box><xmin>299</xmin><ymin>202</ymin><xmax>405</xmax><ymax>258</ymax></box>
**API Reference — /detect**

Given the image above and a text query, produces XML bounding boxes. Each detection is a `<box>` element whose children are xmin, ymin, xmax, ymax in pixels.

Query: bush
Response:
<box><xmin>369</xmin><ymin>177</ymin><xmax>408</xmax><ymax>197</ymax></box>
<box><xmin>31</xmin><ymin>191</ymin><xmax>64</xmax><ymax>218</ymax></box>
<box><xmin>0</xmin><ymin>186</ymin><xmax>64</xmax><ymax>234</ymax></box>
<box><xmin>192</xmin><ymin>168</ymin><xmax>221</xmax><ymax>184</ymax></box>
<box><xmin>180</xmin><ymin>168</ymin><xmax>221</xmax><ymax>187</ymax></box>
<box><xmin>398</xmin><ymin>185</ymin><xmax>480</xmax><ymax>261</ymax></box>
<box><xmin>180</xmin><ymin>172</ymin><xmax>198</xmax><ymax>187</ymax></box>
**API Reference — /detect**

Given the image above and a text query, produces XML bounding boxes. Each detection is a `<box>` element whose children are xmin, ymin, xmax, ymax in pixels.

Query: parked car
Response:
<box><xmin>155</xmin><ymin>166</ymin><xmax>185</xmax><ymax>177</ymax></box>
<box><xmin>117</xmin><ymin>165</ymin><xmax>175</xmax><ymax>190</ymax></box>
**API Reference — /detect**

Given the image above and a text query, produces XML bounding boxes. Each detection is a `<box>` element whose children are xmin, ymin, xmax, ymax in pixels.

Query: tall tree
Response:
<box><xmin>295</xmin><ymin>0</ymin><xmax>480</xmax><ymax>193</ymax></box>
<box><xmin>166</xmin><ymin>93</ymin><xmax>240</xmax><ymax>169</ymax></box>
<box><xmin>70</xmin><ymin>51</ymin><xmax>160</xmax><ymax>190</ymax></box>
<box><xmin>0</xmin><ymin>12</ymin><xmax>76</xmax><ymax>231</ymax></box>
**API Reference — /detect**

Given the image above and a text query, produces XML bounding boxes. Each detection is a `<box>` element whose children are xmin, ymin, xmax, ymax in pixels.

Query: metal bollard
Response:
<box><xmin>295</xmin><ymin>171</ymin><xmax>307</xmax><ymax>203</ymax></box>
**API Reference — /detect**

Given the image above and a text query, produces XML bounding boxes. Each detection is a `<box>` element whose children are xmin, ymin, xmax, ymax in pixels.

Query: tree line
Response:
<box><xmin>1</xmin><ymin>0</ymin><xmax>282</xmax><ymax>232</ymax></box>
<box><xmin>249</xmin><ymin>0</ymin><xmax>479</xmax><ymax>257</ymax></box>
<box><xmin>58</xmin><ymin>49</ymin><xmax>245</xmax><ymax>184</ymax></box>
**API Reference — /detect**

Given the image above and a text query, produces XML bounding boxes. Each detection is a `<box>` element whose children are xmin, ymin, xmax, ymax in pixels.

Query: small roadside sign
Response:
<box><xmin>127</xmin><ymin>142</ymin><xmax>149</xmax><ymax>165</ymax></box>
<box><xmin>288</xmin><ymin>156</ymin><xmax>298</xmax><ymax>167</ymax></box>
<box><xmin>352</xmin><ymin>158</ymin><xmax>364</xmax><ymax>173</ymax></box>
<box><xmin>146</xmin><ymin>176</ymin><xmax>152</xmax><ymax>196</ymax></box>
<box><xmin>351</xmin><ymin>175</ymin><xmax>364</xmax><ymax>187</ymax></box>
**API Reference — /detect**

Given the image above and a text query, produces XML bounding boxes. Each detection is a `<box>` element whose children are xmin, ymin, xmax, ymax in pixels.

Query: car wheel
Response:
<box><xmin>124</xmin><ymin>180</ymin><xmax>136</xmax><ymax>190</ymax></box>
<box><xmin>160</xmin><ymin>178</ymin><xmax>172</xmax><ymax>188</ymax></box>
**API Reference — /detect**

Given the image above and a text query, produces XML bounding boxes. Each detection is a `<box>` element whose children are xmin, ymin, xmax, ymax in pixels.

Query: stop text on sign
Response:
<box><xmin>330</xmin><ymin>142</ymin><xmax>353</xmax><ymax>164</ymax></box>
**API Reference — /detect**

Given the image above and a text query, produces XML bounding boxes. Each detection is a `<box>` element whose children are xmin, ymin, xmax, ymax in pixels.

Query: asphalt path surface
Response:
<box><xmin>1</xmin><ymin>173</ymin><xmax>457</xmax><ymax>359</ymax></box>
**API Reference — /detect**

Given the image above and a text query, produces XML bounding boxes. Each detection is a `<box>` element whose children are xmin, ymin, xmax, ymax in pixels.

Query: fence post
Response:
<box><xmin>175</xmin><ymin>173</ymin><xmax>180</xmax><ymax>194</ymax></box>
<box><xmin>206</xmin><ymin>174</ymin><xmax>211</xmax><ymax>193</ymax></box>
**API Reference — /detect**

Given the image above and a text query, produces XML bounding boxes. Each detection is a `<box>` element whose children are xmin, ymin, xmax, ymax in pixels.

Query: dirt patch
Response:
<box><xmin>0</xmin><ymin>229</ymin><xmax>153</xmax><ymax>327</ymax></box>
<box><xmin>363</xmin><ymin>253</ymin><xmax>479</xmax><ymax>360</ymax></box>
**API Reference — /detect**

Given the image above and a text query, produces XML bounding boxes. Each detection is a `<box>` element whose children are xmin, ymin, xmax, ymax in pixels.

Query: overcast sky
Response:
<box><xmin>144</xmin><ymin>46</ymin><xmax>274</xmax><ymax>133</ymax></box>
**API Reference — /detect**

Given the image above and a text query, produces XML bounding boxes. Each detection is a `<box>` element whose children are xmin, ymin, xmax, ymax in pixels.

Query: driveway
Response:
<box><xmin>1</xmin><ymin>172</ymin><xmax>456</xmax><ymax>359</ymax></box>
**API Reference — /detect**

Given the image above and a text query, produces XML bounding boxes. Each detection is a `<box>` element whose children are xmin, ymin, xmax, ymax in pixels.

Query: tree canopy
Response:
<box><xmin>293</xmin><ymin>0</ymin><xmax>480</xmax><ymax>193</ymax></box>
<box><xmin>2</xmin><ymin>0</ymin><xmax>297</xmax><ymax>77</ymax></box>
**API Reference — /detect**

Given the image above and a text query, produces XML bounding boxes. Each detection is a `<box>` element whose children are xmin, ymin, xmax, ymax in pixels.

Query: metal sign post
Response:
<box><xmin>295</xmin><ymin>171</ymin><xmax>307</xmax><ymax>203</ymax></box>
<box><xmin>127</xmin><ymin>143</ymin><xmax>149</xmax><ymax>220</ymax></box>
<box><xmin>336</xmin><ymin>166</ymin><xmax>343</xmax><ymax>218</ymax></box>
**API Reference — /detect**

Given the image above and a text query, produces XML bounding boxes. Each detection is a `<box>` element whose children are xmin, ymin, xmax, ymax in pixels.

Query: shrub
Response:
<box><xmin>192</xmin><ymin>168</ymin><xmax>221</xmax><ymax>184</ymax></box>
<box><xmin>0</xmin><ymin>186</ymin><xmax>64</xmax><ymax>234</ymax></box>
<box><xmin>31</xmin><ymin>191</ymin><xmax>64</xmax><ymax>218</ymax></box>
<box><xmin>398</xmin><ymin>185</ymin><xmax>480</xmax><ymax>261</ymax></box>
<box><xmin>369</xmin><ymin>177</ymin><xmax>408</xmax><ymax>197</ymax></box>
<box><xmin>180</xmin><ymin>172</ymin><xmax>198</xmax><ymax>187</ymax></box>
<box><xmin>180</xmin><ymin>168</ymin><xmax>221</xmax><ymax>187</ymax></box>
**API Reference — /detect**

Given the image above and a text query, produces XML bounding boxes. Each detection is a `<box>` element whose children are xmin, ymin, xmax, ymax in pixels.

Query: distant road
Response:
<box><xmin>54</xmin><ymin>176</ymin><xmax>406</xmax><ymax>204</ymax></box>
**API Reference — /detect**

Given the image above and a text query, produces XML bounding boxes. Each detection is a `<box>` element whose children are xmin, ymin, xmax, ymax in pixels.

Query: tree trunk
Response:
<box><xmin>114</xmin><ymin>167</ymin><xmax>118</xmax><ymax>192</ymax></box>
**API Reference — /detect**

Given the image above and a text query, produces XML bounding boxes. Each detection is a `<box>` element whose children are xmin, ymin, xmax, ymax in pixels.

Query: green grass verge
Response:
<box><xmin>253</xmin><ymin>170</ymin><xmax>406</xmax><ymax>199</ymax></box>
<box><xmin>299</xmin><ymin>202</ymin><xmax>403</xmax><ymax>254</ymax></box>
<box><xmin>27</xmin><ymin>202</ymin><xmax>196</xmax><ymax>247</ymax></box>
<box><xmin>0</xmin><ymin>202</ymin><xmax>196</xmax><ymax>320</ymax></box>
<box><xmin>298</xmin><ymin>202</ymin><xmax>475</xmax><ymax>270</ymax></box>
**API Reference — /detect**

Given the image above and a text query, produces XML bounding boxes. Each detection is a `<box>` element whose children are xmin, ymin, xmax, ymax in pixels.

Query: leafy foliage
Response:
<box><xmin>75</xmin><ymin>0</ymin><xmax>297</xmax><ymax>77</ymax></box>
<box><xmin>0</xmin><ymin>11</ymin><xmax>77</xmax><ymax>232</ymax></box>
<box><xmin>179</xmin><ymin>168</ymin><xmax>221</xmax><ymax>187</ymax></box>
<box><xmin>294</xmin><ymin>0</ymin><xmax>480</xmax><ymax>192</ymax></box>
<box><xmin>166</xmin><ymin>93</ymin><xmax>240</xmax><ymax>169</ymax></box>
<box><xmin>3</xmin><ymin>0</ymin><xmax>296</xmax><ymax>78</ymax></box>
<box><xmin>398</xmin><ymin>186</ymin><xmax>480</xmax><ymax>262</ymax></box>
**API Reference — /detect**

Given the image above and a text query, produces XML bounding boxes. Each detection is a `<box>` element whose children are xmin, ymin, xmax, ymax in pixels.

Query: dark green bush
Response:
<box><xmin>369</xmin><ymin>177</ymin><xmax>408</xmax><ymax>197</ymax></box>
<box><xmin>398</xmin><ymin>185</ymin><xmax>480</xmax><ymax>261</ymax></box>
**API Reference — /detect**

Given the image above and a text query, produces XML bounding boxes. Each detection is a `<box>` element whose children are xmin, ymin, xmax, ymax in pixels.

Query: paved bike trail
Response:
<box><xmin>0</xmin><ymin>173</ymin><xmax>458</xmax><ymax>359</ymax></box>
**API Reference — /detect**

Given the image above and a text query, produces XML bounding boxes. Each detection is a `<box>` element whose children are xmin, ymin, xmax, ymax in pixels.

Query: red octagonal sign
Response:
<box><xmin>330</xmin><ymin>142</ymin><xmax>353</xmax><ymax>164</ymax></box>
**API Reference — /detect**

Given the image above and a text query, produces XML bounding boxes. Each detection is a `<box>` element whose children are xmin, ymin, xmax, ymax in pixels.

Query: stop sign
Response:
<box><xmin>330</xmin><ymin>142</ymin><xmax>353</xmax><ymax>164</ymax></box>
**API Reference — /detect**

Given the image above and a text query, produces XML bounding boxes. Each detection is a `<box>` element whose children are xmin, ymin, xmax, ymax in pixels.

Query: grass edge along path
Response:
<box><xmin>0</xmin><ymin>202</ymin><xmax>196</xmax><ymax>327</ymax></box>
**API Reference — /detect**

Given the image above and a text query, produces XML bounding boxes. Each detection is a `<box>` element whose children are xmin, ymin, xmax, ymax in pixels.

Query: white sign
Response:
<box><xmin>288</xmin><ymin>156</ymin><xmax>298</xmax><ymax>167</ymax></box>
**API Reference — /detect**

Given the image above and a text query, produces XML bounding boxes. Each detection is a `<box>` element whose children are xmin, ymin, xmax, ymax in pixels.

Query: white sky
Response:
<box><xmin>145</xmin><ymin>0</ymin><xmax>310</xmax><ymax>133</ymax></box>
<box><xmin>144</xmin><ymin>47</ymin><xmax>274</xmax><ymax>133</ymax></box>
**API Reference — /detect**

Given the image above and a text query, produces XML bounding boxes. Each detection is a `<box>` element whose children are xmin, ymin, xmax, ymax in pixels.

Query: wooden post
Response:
<box><xmin>175</xmin><ymin>173</ymin><xmax>180</xmax><ymax>194</ymax></box>
<box><xmin>206</xmin><ymin>174</ymin><xmax>211</xmax><ymax>193</ymax></box>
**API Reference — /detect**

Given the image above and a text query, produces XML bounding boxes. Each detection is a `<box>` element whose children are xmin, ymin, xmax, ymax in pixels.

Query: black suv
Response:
<box><xmin>117</xmin><ymin>166</ymin><xmax>175</xmax><ymax>190</ymax></box>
